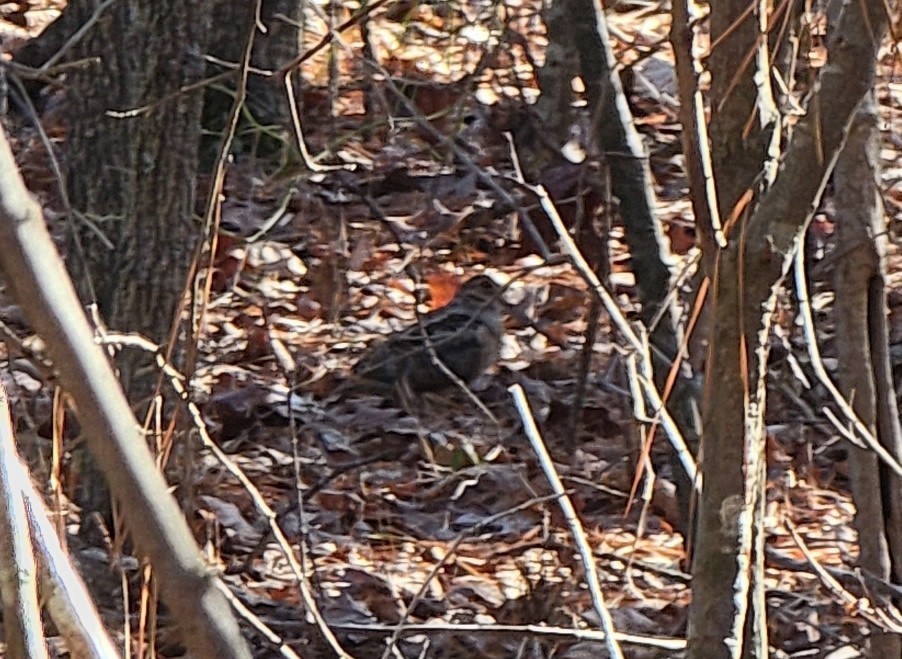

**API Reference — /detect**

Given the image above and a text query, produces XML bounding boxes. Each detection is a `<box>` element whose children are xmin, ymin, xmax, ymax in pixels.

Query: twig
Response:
<box><xmin>571</xmin><ymin>296</ymin><xmax>602</xmax><ymax>437</ymax></box>
<box><xmin>622</xmin><ymin>350</ymin><xmax>660</xmax><ymax>574</ymax></box>
<box><xmin>214</xmin><ymin>580</ymin><xmax>302</xmax><ymax>659</ymax></box>
<box><xmin>7</xmin><ymin>73</ymin><xmax>106</xmax><ymax>311</ymax></box>
<box><xmin>0</xmin><ymin>382</ymin><xmax>49</xmax><ymax>658</ymax></box>
<box><xmin>766</xmin><ymin>549</ymin><xmax>902</xmax><ymax>615</ymax></box>
<box><xmin>277</xmin><ymin>0</ymin><xmax>394</xmax><ymax>74</ymax></box>
<box><xmin>182</xmin><ymin>0</ymin><xmax>266</xmax><ymax>389</ymax></box>
<box><xmin>335</xmin><ymin>619</ymin><xmax>686</xmax><ymax>650</ymax></box>
<box><xmin>793</xmin><ymin>245</ymin><xmax>902</xmax><ymax>477</ymax></box>
<box><xmin>284</xmin><ymin>70</ymin><xmax>354</xmax><ymax>172</ymax></box>
<box><xmin>785</xmin><ymin>518</ymin><xmax>902</xmax><ymax>633</ymax></box>
<box><xmin>21</xmin><ymin>474</ymin><xmax>121</xmax><ymax>657</ymax></box>
<box><xmin>509</xmin><ymin>384</ymin><xmax>624</xmax><ymax>659</ymax></box>
<box><xmin>530</xmin><ymin>183</ymin><xmax>699</xmax><ymax>488</ymax></box>
<box><xmin>47</xmin><ymin>0</ymin><xmax>119</xmax><ymax>70</ymax></box>
<box><xmin>669</xmin><ymin>0</ymin><xmax>725</xmax><ymax>250</ymax></box>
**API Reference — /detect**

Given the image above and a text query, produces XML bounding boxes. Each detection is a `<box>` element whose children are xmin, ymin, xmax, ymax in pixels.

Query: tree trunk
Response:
<box><xmin>533</xmin><ymin>0</ymin><xmax>579</xmax><ymax>159</ymax></box>
<box><xmin>205</xmin><ymin>0</ymin><xmax>303</xmax><ymax>157</ymax></box>
<box><xmin>834</xmin><ymin>94</ymin><xmax>902</xmax><ymax>658</ymax></box>
<box><xmin>690</xmin><ymin>3</ymin><xmax>781</xmax><ymax>653</ymax></box>
<box><xmin>63</xmin><ymin>0</ymin><xmax>211</xmax><ymax>513</ymax></box>
<box><xmin>688</xmin><ymin>0</ymin><xmax>889</xmax><ymax>656</ymax></box>
<box><xmin>708</xmin><ymin>1</ymin><xmax>779</xmax><ymax>217</ymax></box>
<box><xmin>566</xmin><ymin>0</ymin><xmax>701</xmax><ymax>536</ymax></box>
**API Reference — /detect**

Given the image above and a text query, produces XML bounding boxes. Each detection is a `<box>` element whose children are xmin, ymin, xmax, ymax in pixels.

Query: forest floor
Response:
<box><xmin>2</xmin><ymin>0</ymin><xmax>902</xmax><ymax>657</ymax></box>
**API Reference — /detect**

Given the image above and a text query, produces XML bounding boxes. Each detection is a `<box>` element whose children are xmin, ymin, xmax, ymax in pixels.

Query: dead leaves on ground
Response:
<box><xmin>4</xmin><ymin>0</ymin><xmax>902</xmax><ymax>655</ymax></box>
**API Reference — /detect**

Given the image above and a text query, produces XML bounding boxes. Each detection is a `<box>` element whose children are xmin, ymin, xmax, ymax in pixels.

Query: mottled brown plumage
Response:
<box><xmin>349</xmin><ymin>275</ymin><xmax>504</xmax><ymax>398</ymax></box>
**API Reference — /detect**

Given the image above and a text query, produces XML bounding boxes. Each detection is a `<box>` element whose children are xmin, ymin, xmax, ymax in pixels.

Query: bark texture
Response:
<box><xmin>61</xmin><ymin>0</ymin><xmax>210</xmax><ymax>522</ymax></box>
<box><xmin>205</xmin><ymin>0</ymin><xmax>303</xmax><ymax>155</ymax></box>
<box><xmin>689</xmin><ymin>1</ymin><xmax>890</xmax><ymax>657</ymax></box>
<box><xmin>834</xmin><ymin>95</ymin><xmax>902</xmax><ymax>657</ymax></box>
<box><xmin>708</xmin><ymin>2</ymin><xmax>778</xmax><ymax>216</ymax></box>
<box><xmin>569</xmin><ymin>0</ymin><xmax>673</xmax><ymax>312</ymax></box>
<box><xmin>533</xmin><ymin>0</ymin><xmax>579</xmax><ymax>154</ymax></box>
<box><xmin>64</xmin><ymin>0</ymin><xmax>210</xmax><ymax>394</ymax></box>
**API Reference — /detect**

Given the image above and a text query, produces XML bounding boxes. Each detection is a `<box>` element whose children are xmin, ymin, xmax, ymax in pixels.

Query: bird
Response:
<box><xmin>347</xmin><ymin>275</ymin><xmax>505</xmax><ymax>401</ymax></box>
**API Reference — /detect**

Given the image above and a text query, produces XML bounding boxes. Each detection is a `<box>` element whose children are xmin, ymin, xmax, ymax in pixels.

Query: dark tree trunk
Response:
<box><xmin>689</xmin><ymin>4</ymin><xmax>779</xmax><ymax>654</ymax></box>
<box><xmin>834</xmin><ymin>95</ymin><xmax>902</xmax><ymax>658</ymax></box>
<box><xmin>688</xmin><ymin>0</ymin><xmax>889</xmax><ymax>656</ymax></box>
<box><xmin>532</xmin><ymin>0</ymin><xmax>579</xmax><ymax>163</ymax></box>
<box><xmin>63</xmin><ymin>0</ymin><xmax>212</xmax><ymax>514</ymax></box>
<box><xmin>205</xmin><ymin>0</ymin><xmax>303</xmax><ymax>157</ymax></box>
<box><xmin>564</xmin><ymin>0</ymin><xmax>701</xmax><ymax>536</ymax></box>
<box><xmin>708</xmin><ymin>1</ymin><xmax>779</xmax><ymax>217</ymax></box>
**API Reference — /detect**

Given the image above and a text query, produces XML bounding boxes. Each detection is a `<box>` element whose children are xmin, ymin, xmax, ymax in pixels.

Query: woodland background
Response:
<box><xmin>0</xmin><ymin>0</ymin><xmax>900</xmax><ymax>658</ymax></box>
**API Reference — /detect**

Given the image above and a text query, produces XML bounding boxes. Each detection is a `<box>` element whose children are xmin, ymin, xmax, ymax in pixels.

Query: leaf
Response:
<box><xmin>425</xmin><ymin>271</ymin><xmax>460</xmax><ymax>309</ymax></box>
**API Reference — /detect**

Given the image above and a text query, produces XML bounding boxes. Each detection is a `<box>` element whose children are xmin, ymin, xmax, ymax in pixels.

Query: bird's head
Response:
<box><xmin>457</xmin><ymin>274</ymin><xmax>504</xmax><ymax>305</ymax></box>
